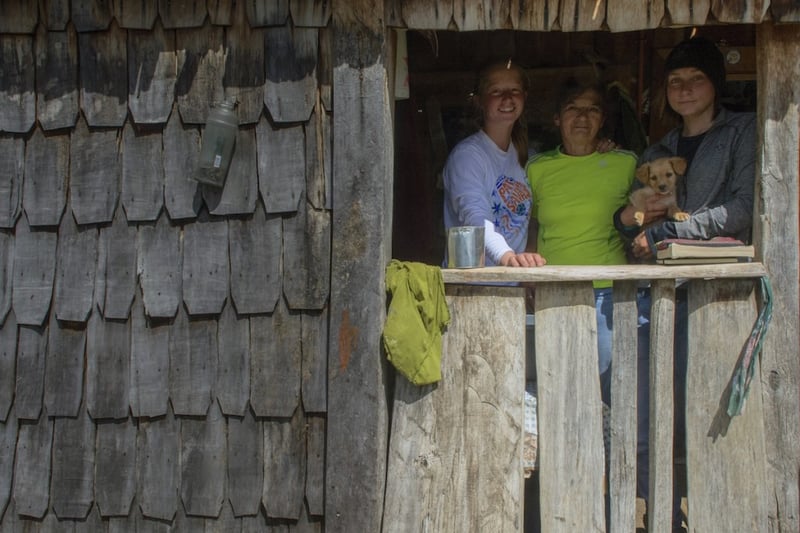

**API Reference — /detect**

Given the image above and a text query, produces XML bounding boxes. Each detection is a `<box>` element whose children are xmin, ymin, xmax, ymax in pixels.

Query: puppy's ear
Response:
<box><xmin>670</xmin><ymin>157</ymin><xmax>688</xmax><ymax>176</ymax></box>
<box><xmin>635</xmin><ymin>164</ymin><xmax>650</xmax><ymax>183</ymax></box>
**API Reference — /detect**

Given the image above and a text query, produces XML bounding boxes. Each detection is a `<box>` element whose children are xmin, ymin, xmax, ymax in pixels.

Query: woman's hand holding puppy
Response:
<box><xmin>617</xmin><ymin>194</ymin><xmax>669</xmax><ymax>227</ymax></box>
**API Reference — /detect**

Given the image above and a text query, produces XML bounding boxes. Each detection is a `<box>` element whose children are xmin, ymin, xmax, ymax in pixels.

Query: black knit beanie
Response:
<box><xmin>664</xmin><ymin>37</ymin><xmax>726</xmax><ymax>98</ymax></box>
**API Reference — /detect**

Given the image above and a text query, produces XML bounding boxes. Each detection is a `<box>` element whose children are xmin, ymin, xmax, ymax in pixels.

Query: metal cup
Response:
<box><xmin>447</xmin><ymin>226</ymin><xmax>485</xmax><ymax>268</ymax></box>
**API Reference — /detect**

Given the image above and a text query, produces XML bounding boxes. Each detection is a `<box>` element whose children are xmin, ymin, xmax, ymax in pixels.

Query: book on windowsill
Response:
<box><xmin>656</xmin><ymin>256</ymin><xmax>752</xmax><ymax>265</ymax></box>
<box><xmin>655</xmin><ymin>237</ymin><xmax>755</xmax><ymax>260</ymax></box>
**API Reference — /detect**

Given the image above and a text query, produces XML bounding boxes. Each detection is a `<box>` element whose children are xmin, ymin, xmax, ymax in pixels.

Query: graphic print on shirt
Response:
<box><xmin>492</xmin><ymin>175</ymin><xmax>531</xmax><ymax>240</ymax></box>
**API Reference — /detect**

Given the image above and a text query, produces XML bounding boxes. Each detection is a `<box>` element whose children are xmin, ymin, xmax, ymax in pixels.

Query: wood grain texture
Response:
<box><xmin>223</xmin><ymin>1</ymin><xmax>265</xmax><ymax>125</ymax></box>
<box><xmin>0</xmin><ymin>0</ymin><xmax>38</xmax><ymax>33</ymax></box>
<box><xmin>263</xmin><ymin>407</ymin><xmax>305</xmax><ymax>519</ymax></box>
<box><xmin>711</xmin><ymin>0</ymin><xmax>767</xmax><ymax>23</ymax></box>
<box><xmin>769</xmin><ymin>0</ymin><xmax>800</xmax><ymax>20</ymax></box>
<box><xmin>510</xmin><ymin>0</ymin><xmax>557</xmax><ymax>30</ymax></box>
<box><xmin>249</xmin><ymin>299</ymin><xmax>301</xmax><ymax>418</ymax></box>
<box><xmin>204</xmin><ymin>126</ymin><xmax>259</xmax><ymax>216</ymax></box>
<box><xmin>182</xmin><ymin>215</ymin><xmax>229</xmax><ymax>316</ymax></box>
<box><xmin>130</xmin><ymin>294</ymin><xmax>170</xmax><ymax>418</ymax></box>
<box><xmin>227</xmin><ymin>408</ymin><xmax>264</xmax><ymax>516</ymax></box>
<box><xmin>301</xmin><ymin>308</ymin><xmax>328</xmax><ymax>413</ymax></box>
<box><xmin>0</xmin><ymin>311</ymin><xmax>16</xmax><ymax>421</ymax></box>
<box><xmin>71</xmin><ymin>0</ymin><xmax>114</xmax><ymax>31</ymax></box>
<box><xmin>79</xmin><ymin>21</ymin><xmax>128</xmax><ymax>127</ymax></box>
<box><xmin>384</xmin><ymin>285</ymin><xmax>525</xmax><ymax>533</ymax></box>
<box><xmin>401</xmin><ymin>0</ymin><xmax>454</xmax><ymax>29</ymax></box>
<box><xmin>0</xmin><ymin>231</ymin><xmax>12</xmax><ymax>327</ymax></box>
<box><xmin>534</xmin><ymin>282</ymin><xmax>605</xmax><ymax>532</ymax></box>
<box><xmin>180</xmin><ymin>401</ymin><xmax>226</xmax><ymax>517</ymax></box>
<box><xmin>685</xmin><ymin>279</ymin><xmax>769</xmax><ymax>531</ymax></box>
<box><xmin>606</xmin><ymin>0</ymin><xmax>665</xmax><ymax>31</ymax></box>
<box><xmin>99</xmin><ymin>208</ymin><xmax>137</xmax><ymax>320</ymax></box>
<box><xmin>163</xmin><ymin>109</ymin><xmax>202</xmax><ymax>221</ymax></box>
<box><xmin>228</xmin><ymin>203</ymin><xmax>282</xmax><ymax>315</ymax></box>
<box><xmin>176</xmin><ymin>25</ymin><xmax>225</xmax><ymax>125</ymax></box>
<box><xmin>12</xmin><ymin>219</ymin><xmax>57</xmax><ymax>327</ymax></box>
<box><xmin>0</xmin><ymin>136</ymin><xmax>22</xmax><ymax>229</ymax></box>
<box><xmin>305</xmin><ymin>415</ymin><xmax>325</xmax><ymax>516</ymax></box>
<box><xmin>291</xmin><ymin>0</ymin><xmax>331</xmax><ymax>26</ymax></box>
<box><xmin>137</xmin><ymin>410</ymin><xmax>180</xmax><ymax>521</ymax></box>
<box><xmin>137</xmin><ymin>214</ymin><xmax>182</xmax><ymax>318</ymax></box>
<box><xmin>122</xmin><ymin>123</ymin><xmax>165</xmax><ymax>221</ymax></box>
<box><xmin>0</xmin><ymin>34</ymin><xmax>35</xmax><ymax>133</ymax></box>
<box><xmin>558</xmin><ymin>0</ymin><xmax>605</xmax><ymax>31</ymax></box>
<box><xmin>86</xmin><ymin>310</ymin><xmax>131</xmax><ymax>420</ymax></box>
<box><xmin>43</xmin><ymin>320</ymin><xmax>86</xmax><ymax>418</ymax></box>
<box><xmin>264</xmin><ymin>26</ymin><xmax>317</xmax><ymax>123</ymax></box>
<box><xmin>305</xmin><ymin>106</ymin><xmax>331</xmax><ymax>210</ymax></box>
<box><xmin>755</xmin><ymin>23</ymin><xmax>800</xmax><ymax>533</ymax></box>
<box><xmin>12</xmin><ymin>410</ymin><xmax>53</xmax><ymax>519</ymax></box>
<box><xmin>0</xmin><ymin>407</ymin><xmax>17</xmax><ymax>517</ymax></box>
<box><xmin>208</xmin><ymin>0</ymin><xmax>234</xmax><ymax>25</ymax></box>
<box><xmin>665</xmin><ymin>0</ymin><xmax>711</xmax><ymax>25</ymax></box>
<box><xmin>169</xmin><ymin>308</ymin><xmax>216</xmax><ymax>416</ymax></box>
<box><xmin>115</xmin><ymin>0</ymin><xmax>158</xmax><ymax>29</ymax></box>
<box><xmin>35</xmin><ymin>26</ymin><xmax>80</xmax><ymax>131</ymax></box>
<box><xmin>245</xmin><ymin>0</ymin><xmax>289</xmax><ymax>26</ymax></box>
<box><xmin>69</xmin><ymin>117</ymin><xmax>120</xmax><ymax>225</ymax></box>
<box><xmin>23</xmin><ymin>129</ymin><xmax>68</xmax><ymax>227</ymax></box>
<box><xmin>54</xmin><ymin>214</ymin><xmax>98</xmax><ymax>323</ymax></box>
<box><xmin>215</xmin><ymin>302</ymin><xmax>250</xmax><ymax>416</ymax></box>
<box><xmin>42</xmin><ymin>0</ymin><xmax>70</xmax><ymax>30</ymax></box>
<box><xmin>256</xmin><ymin>118</ymin><xmax>305</xmax><ymax>214</ymax></box>
<box><xmin>318</xmin><ymin>27</ymin><xmax>332</xmax><ymax>112</ymax></box>
<box><xmin>51</xmin><ymin>412</ymin><xmax>95</xmax><ymax>519</ymax></box>
<box><xmin>158</xmin><ymin>0</ymin><xmax>207</xmax><ymax>28</ymax></box>
<box><xmin>15</xmin><ymin>325</ymin><xmax>47</xmax><ymax>421</ymax></box>
<box><xmin>454</xmin><ymin>0</ymin><xmax>514</xmax><ymax>30</ymax></box>
<box><xmin>282</xmin><ymin>199</ymin><xmax>331</xmax><ymax>310</ymax></box>
<box><xmin>128</xmin><ymin>22</ymin><xmax>178</xmax><ymax>124</ymax></box>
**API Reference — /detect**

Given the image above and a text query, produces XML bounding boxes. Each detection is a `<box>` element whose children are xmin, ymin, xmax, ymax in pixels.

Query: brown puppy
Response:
<box><xmin>629</xmin><ymin>156</ymin><xmax>690</xmax><ymax>226</ymax></box>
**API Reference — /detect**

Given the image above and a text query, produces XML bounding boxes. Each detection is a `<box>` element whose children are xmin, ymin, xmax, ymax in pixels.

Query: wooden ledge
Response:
<box><xmin>441</xmin><ymin>262</ymin><xmax>767</xmax><ymax>284</ymax></box>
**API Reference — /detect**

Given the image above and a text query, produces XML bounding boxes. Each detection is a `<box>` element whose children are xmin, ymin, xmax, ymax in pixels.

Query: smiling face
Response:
<box><xmin>477</xmin><ymin>66</ymin><xmax>527</xmax><ymax>128</ymax></box>
<box><xmin>554</xmin><ymin>88</ymin><xmax>605</xmax><ymax>150</ymax></box>
<box><xmin>666</xmin><ymin>67</ymin><xmax>716</xmax><ymax>122</ymax></box>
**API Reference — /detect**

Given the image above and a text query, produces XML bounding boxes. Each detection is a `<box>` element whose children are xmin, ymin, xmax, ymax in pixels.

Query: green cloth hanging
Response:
<box><xmin>383</xmin><ymin>260</ymin><xmax>451</xmax><ymax>385</ymax></box>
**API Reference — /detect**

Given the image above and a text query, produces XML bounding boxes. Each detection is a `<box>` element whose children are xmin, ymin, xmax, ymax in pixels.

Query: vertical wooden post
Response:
<box><xmin>327</xmin><ymin>2</ymin><xmax>392</xmax><ymax>532</ymax></box>
<box><xmin>755</xmin><ymin>22</ymin><xmax>800</xmax><ymax>533</ymax></box>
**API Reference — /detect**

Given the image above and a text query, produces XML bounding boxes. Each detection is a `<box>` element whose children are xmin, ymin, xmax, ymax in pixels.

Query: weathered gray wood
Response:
<box><xmin>169</xmin><ymin>307</ymin><xmax>216</xmax><ymax>416</ymax></box>
<box><xmin>0</xmin><ymin>310</ymin><xmax>16</xmax><ymax>421</ymax></box>
<box><xmin>223</xmin><ymin>2</ymin><xmax>265</xmax><ymax>125</ymax></box>
<box><xmin>83</xmin><ymin>505</ymin><xmax>105</xmax><ymax>532</ymax></box>
<box><xmin>137</xmin><ymin>214</ymin><xmax>182</xmax><ymax>318</ymax></box>
<box><xmin>130</xmin><ymin>294</ymin><xmax>170</xmax><ymax>418</ymax></box>
<box><xmin>245</xmin><ymin>0</ymin><xmax>289</xmax><ymax>26</ymax></box>
<box><xmin>12</xmin><ymin>409</ymin><xmax>53</xmax><ymax>518</ymax></box>
<box><xmin>264</xmin><ymin>27</ymin><xmax>317</xmax><ymax>123</ymax></box>
<box><xmin>327</xmin><ymin>5</ymin><xmax>392</xmax><ymax>529</ymax></box>
<box><xmin>0</xmin><ymin>231</ymin><xmax>12</xmax><ymax>326</ymax></box>
<box><xmin>711</xmin><ymin>0</ymin><xmax>767</xmax><ymax>23</ymax></box>
<box><xmin>755</xmin><ymin>23</ymin><xmax>800</xmax><ymax>533</ymax></box>
<box><xmin>180</xmin><ymin>401</ymin><xmax>226</xmax><ymax>517</ymax></box>
<box><xmin>69</xmin><ymin>117</ymin><xmax>120</xmax><ymax>225</ymax></box>
<box><xmin>318</xmin><ymin>28</ymin><xmax>332</xmax><ymax>112</ymax></box>
<box><xmin>12</xmin><ymin>219</ymin><xmax>57</xmax><ymax>326</ymax></box>
<box><xmin>51</xmin><ymin>412</ymin><xmax>95</xmax><ymax>519</ymax></box>
<box><xmin>158</xmin><ymin>0</ymin><xmax>207</xmax><ymax>28</ymax></box>
<box><xmin>256</xmin><ymin>118</ymin><xmax>304</xmax><ymax>213</ymax></box>
<box><xmin>176</xmin><ymin>26</ymin><xmax>225</xmax><ymax>124</ymax></box>
<box><xmin>15</xmin><ymin>324</ymin><xmax>47</xmax><ymax>421</ymax></box>
<box><xmin>454</xmin><ymin>0</ymin><xmax>513</xmax><ymax>30</ymax></box>
<box><xmin>0</xmin><ymin>0</ymin><xmax>38</xmax><ymax>32</ymax></box>
<box><xmin>558</xmin><ymin>0</ymin><xmax>606</xmax><ymax>31</ymax></box>
<box><xmin>138</xmin><ymin>409</ymin><xmax>180</xmax><ymax>521</ymax></box>
<box><xmin>99</xmin><ymin>207</ymin><xmax>137</xmax><ymax>320</ymax></box>
<box><xmin>43</xmin><ymin>320</ymin><xmax>86</xmax><ymax>418</ymax></box>
<box><xmin>263</xmin><ymin>407</ymin><xmax>305</xmax><ymax>519</ymax></box>
<box><xmin>115</xmin><ymin>0</ymin><xmax>158</xmax><ymax>29</ymax></box>
<box><xmin>304</xmin><ymin>106</ymin><xmax>331</xmax><ymax>210</ymax></box>
<box><xmin>685</xmin><ymin>280</ymin><xmax>769</xmax><ymax>531</ymax></box>
<box><xmin>136</xmin><ymin>512</ymin><xmax>174</xmax><ymax>533</ymax></box>
<box><xmin>294</xmin><ymin>501</ymin><xmax>323</xmax><ymax>532</ymax></box>
<box><xmin>121</xmin><ymin>123</ymin><xmax>164</xmax><ymax>221</ymax></box>
<box><xmin>71</xmin><ymin>0</ymin><xmax>114</xmax><ymax>31</ymax></box>
<box><xmin>54</xmin><ymin>214</ymin><xmax>97</xmax><ymax>323</ymax></box>
<box><xmin>227</xmin><ymin>408</ymin><xmax>263</xmax><ymax>516</ymax></box>
<box><xmin>282</xmin><ymin>200</ymin><xmax>330</xmax><ymax>310</ymax></box>
<box><xmin>400</xmin><ymin>0</ymin><xmax>453</xmax><ymax>29</ymax></box>
<box><xmin>0</xmin><ymin>408</ymin><xmax>17</xmax><ymax>520</ymax></box>
<box><xmin>203</xmin><ymin>126</ymin><xmax>259</xmax><ymax>216</ymax></box>
<box><xmin>510</xmin><ymin>0</ymin><xmax>557</xmax><ymax>30</ymax></box>
<box><xmin>0</xmin><ymin>136</ymin><xmax>22</xmax><ymax>228</ymax></box>
<box><xmin>606</xmin><ymin>0</ymin><xmax>665</xmax><ymax>31</ymax></box>
<box><xmin>0</xmin><ymin>35</ymin><xmax>35</xmax><ymax>133</ymax></box>
<box><xmin>35</xmin><ymin>26</ymin><xmax>80</xmax><ymax>131</ymax></box>
<box><xmin>212</xmin><ymin>501</ymin><xmax>240</xmax><ymax>532</ymax></box>
<box><xmin>249</xmin><ymin>298</ymin><xmax>301</xmax><ymax>418</ymax></box>
<box><xmin>163</xmin><ymin>107</ymin><xmax>202</xmax><ymax>220</ymax></box>
<box><xmin>216</xmin><ymin>302</ymin><xmax>250</xmax><ymax>416</ymax></box>
<box><xmin>535</xmin><ymin>281</ymin><xmax>605</xmax><ymax>532</ymax></box>
<box><xmin>228</xmin><ymin>204</ymin><xmax>282</xmax><ymax>315</ymax></box>
<box><xmin>182</xmin><ymin>215</ymin><xmax>229</xmax><ymax>316</ymax></box>
<box><xmin>79</xmin><ymin>21</ymin><xmax>128</xmax><ymax>127</ymax></box>
<box><xmin>646</xmin><ymin>280</ymin><xmax>675</xmax><ymax>533</ymax></box>
<box><xmin>665</xmin><ymin>0</ymin><xmax>711</xmax><ymax>25</ymax></box>
<box><xmin>305</xmin><ymin>415</ymin><xmax>325</xmax><ymax>516</ymax></box>
<box><xmin>86</xmin><ymin>310</ymin><xmax>131</xmax><ymax>420</ymax></box>
<box><xmin>291</xmin><ymin>0</ymin><xmax>331</xmax><ymax>26</ymax></box>
<box><xmin>769</xmin><ymin>0</ymin><xmax>800</xmax><ymax>21</ymax></box>
<box><xmin>301</xmin><ymin>308</ymin><xmax>327</xmax><ymax>413</ymax></box>
<box><xmin>128</xmin><ymin>23</ymin><xmax>177</xmax><ymax>126</ymax></box>
<box><xmin>95</xmin><ymin>418</ymin><xmax>137</xmax><ymax>517</ymax></box>
<box><xmin>42</xmin><ymin>507</ymin><xmax>79</xmax><ymax>531</ymax></box>
<box><xmin>241</xmin><ymin>513</ymin><xmax>276</xmax><ymax>533</ymax></box>
<box><xmin>23</xmin><ymin>129</ymin><xmax>68</xmax><ymax>227</ymax></box>
<box><xmin>384</xmin><ymin>285</ymin><xmax>525</xmax><ymax>533</ymax></box>
<box><xmin>208</xmin><ymin>0</ymin><xmax>234</xmax><ymax>25</ymax></box>
<box><xmin>609</xmin><ymin>280</ymin><xmax>638</xmax><ymax>533</ymax></box>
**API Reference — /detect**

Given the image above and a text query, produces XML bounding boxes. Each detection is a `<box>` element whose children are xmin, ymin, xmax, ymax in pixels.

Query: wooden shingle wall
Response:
<box><xmin>1</xmin><ymin>0</ymin><xmax>331</xmax><ymax>530</ymax></box>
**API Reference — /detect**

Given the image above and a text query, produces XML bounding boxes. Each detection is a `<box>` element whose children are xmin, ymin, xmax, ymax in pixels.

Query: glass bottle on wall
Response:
<box><xmin>195</xmin><ymin>99</ymin><xmax>238</xmax><ymax>187</ymax></box>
